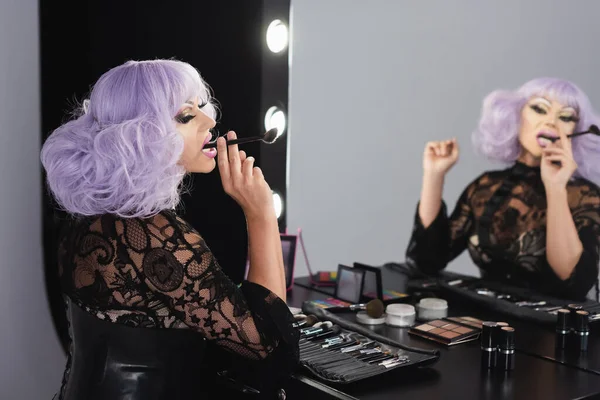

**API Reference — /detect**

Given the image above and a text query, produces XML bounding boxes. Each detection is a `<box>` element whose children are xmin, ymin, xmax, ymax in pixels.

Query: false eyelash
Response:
<box><xmin>530</xmin><ymin>104</ymin><xmax>546</xmax><ymax>114</ymax></box>
<box><xmin>560</xmin><ymin>116</ymin><xmax>579</xmax><ymax>123</ymax></box>
<box><xmin>175</xmin><ymin>114</ymin><xmax>195</xmax><ymax>124</ymax></box>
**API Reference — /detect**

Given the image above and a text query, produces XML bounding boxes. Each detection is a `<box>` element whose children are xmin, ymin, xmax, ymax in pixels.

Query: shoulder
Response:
<box><xmin>462</xmin><ymin>168</ymin><xmax>509</xmax><ymax>196</ymax></box>
<box><xmin>567</xmin><ymin>178</ymin><xmax>600</xmax><ymax>208</ymax></box>
<box><xmin>568</xmin><ymin>177</ymin><xmax>600</xmax><ymax>194</ymax></box>
<box><xmin>74</xmin><ymin>210</ymin><xmax>198</xmax><ymax>244</ymax></box>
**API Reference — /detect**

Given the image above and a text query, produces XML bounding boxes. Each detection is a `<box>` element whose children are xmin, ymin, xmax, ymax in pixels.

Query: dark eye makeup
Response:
<box><xmin>174</xmin><ymin>100</ymin><xmax>210</xmax><ymax>124</ymax></box>
<box><xmin>530</xmin><ymin>104</ymin><xmax>578</xmax><ymax>123</ymax></box>
<box><xmin>530</xmin><ymin>104</ymin><xmax>546</xmax><ymax>114</ymax></box>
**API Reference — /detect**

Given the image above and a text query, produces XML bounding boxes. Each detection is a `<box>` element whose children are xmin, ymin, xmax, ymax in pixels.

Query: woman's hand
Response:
<box><xmin>541</xmin><ymin>131</ymin><xmax>577</xmax><ymax>191</ymax></box>
<box><xmin>217</xmin><ymin>131</ymin><xmax>275</xmax><ymax>221</ymax></box>
<box><xmin>423</xmin><ymin>138</ymin><xmax>459</xmax><ymax>177</ymax></box>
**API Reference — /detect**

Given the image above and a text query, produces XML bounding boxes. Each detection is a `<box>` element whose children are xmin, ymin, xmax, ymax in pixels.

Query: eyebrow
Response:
<box><xmin>176</xmin><ymin>102</ymin><xmax>195</xmax><ymax>114</ymax></box>
<box><xmin>531</xmin><ymin>97</ymin><xmax>552</xmax><ymax>106</ymax></box>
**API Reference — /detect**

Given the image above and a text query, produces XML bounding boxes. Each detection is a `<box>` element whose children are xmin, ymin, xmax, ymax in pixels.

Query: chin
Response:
<box><xmin>195</xmin><ymin>159</ymin><xmax>216</xmax><ymax>174</ymax></box>
<box><xmin>520</xmin><ymin>141</ymin><xmax>543</xmax><ymax>159</ymax></box>
<box><xmin>527</xmin><ymin>148</ymin><xmax>543</xmax><ymax>158</ymax></box>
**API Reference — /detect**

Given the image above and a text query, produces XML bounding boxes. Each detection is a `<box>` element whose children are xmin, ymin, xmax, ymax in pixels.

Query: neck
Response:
<box><xmin>517</xmin><ymin>150</ymin><xmax>541</xmax><ymax>168</ymax></box>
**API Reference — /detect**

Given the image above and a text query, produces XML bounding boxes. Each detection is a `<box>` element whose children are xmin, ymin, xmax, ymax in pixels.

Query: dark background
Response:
<box><xmin>40</xmin><ymin>0</ymin><xmax>289</xmax><ymax>351</ymax></box>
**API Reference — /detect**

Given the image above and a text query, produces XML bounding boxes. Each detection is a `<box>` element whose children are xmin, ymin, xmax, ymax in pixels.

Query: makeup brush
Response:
<box><xmin>293</xmin><ymin>314</ymin><xmax>318</xmax><ymax>328</ymax></box>
<box><xmin>539</xmin><ymin>124</ymin><xmax>600</xmax><ymax>143</ymax></box>
<box><xmin>569</xmin><ymin>124</ymin><xmax>600</xmax><ymax>139</ymax></box>
<box><xmin>326</xmin><ymin>299</ymin><xmax>385</xmax><ymax>319</ymax></box>
<box><xmin>203</xmin><ymin>127</ymin><xmax>279</xmax><ymax>149</ymax></box>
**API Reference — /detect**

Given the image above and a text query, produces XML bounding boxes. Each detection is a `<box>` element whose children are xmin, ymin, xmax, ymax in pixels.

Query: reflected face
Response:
<box><xmin>176</xmin><ymin>98</ymin><xmax>217</xmax><ymax>173</ymax></box>
<box><xmin>519</xmin><ymin>96</ymin><xmax>578</xmax><ymax>159</ymax></box>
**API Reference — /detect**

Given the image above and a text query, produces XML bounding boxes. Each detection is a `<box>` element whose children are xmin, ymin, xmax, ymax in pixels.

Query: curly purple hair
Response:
<box><xmin>41</xmin><ymin>59</ymin><xmax>217</xmax><ymax>218</ymax></box>
<box><xmin>472</xmin><ymin>77</ymin><xmax>600</xmax><ymax>184</ymax></box>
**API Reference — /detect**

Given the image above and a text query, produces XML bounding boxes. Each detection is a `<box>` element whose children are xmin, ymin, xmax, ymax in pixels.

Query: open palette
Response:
<box><xmin>408</xmin><ymin>316</ymin><xmax>484</xmax><ymax>346</ymax></box>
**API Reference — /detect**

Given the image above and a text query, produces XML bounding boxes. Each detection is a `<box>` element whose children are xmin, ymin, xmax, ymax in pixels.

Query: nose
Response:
<box><xmin>544</xmin><ymin>115</ymin><xmax>557</xmax><ymax>129</ymax></box>
<box><xmin>197</xmin><ymin>109</ymin><xmax>216</xmax><ymax>131</ymax></box>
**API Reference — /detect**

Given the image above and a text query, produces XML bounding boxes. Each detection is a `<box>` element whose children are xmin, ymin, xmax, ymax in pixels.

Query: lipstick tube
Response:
<box><xmin>555</xmin><ymin>308</ymin><xmax>570</xmax><ymax>349</ymax></box>
<box><xmin>572</xmin><ymin>310</ymin><xmax>590</xmax><ymax>352</ymax></box>
<box><xmin>481</xmin><ymin>321</ymin><xmax>498</xmax><ymax>369</ymax></box>
<box><xmin>497</xmin><ymin>326</ymin><xmax>515</xmax><ymax>371</ymax></box>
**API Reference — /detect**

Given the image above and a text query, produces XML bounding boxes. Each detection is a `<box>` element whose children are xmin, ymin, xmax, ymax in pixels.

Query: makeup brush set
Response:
<box><xmin>438</xmin><ymin>277</ymin><xmax>600</xmax><ymax>325</ymax></box>
<box><xmin>294</xmin><ymin>302</ymin><xmax>441</xmax><ymax>384</ymax></box>
<box><xmin>293</xmin><ymin>311</ymin><xmax>440</xmax><ymax>384</ymax></box>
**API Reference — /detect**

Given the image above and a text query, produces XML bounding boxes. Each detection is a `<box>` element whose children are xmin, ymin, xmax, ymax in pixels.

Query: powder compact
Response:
<box><xmin>408</xmin><ymin>316</ymin><xmax>484</xmax><ymax>346</ymax></box>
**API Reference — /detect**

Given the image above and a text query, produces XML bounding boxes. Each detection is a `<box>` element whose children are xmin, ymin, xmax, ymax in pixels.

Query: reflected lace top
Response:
<box><xmin>57</xmin><ymin>210</ymin><xmax>299</xmax><ymax>361</ymax></box>
<box><xmin>406</xmin><ymin>162</ymin><xmax>600</xmax><ymax>300</ymax></box>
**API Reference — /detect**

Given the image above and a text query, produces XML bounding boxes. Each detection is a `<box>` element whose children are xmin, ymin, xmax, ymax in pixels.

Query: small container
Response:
<box><xmin>555</xmin><ymin>309</ymin><xmax>570</xmax><ymax>349</ymax></box>
<box><xmin>356</xmin><ymin>311</ymin><xmax>386</xmax><ymax>325</ymax></box>
<box><xmin>497</xmin><ymin>326</ymin><xmax>515</xmax><ymax>371</ymax></box>
<box><xmin>571</xmin><ymin>310</ymin><xmax>590</xmax><ymax>352</ymax></box>
<box><xmin>416</xmin><ymin>298</ymin><xmax>448</xmax><ymax>321</ymax></box>
<box><xmin>481</xmin><ymin>321</ymin><xmax>498</xmax><ymax>369</ymax></box>
<box><xmin>385</xmin><ymin>304</ymin><xmax>416</xmax><ymax>327</ymax></box>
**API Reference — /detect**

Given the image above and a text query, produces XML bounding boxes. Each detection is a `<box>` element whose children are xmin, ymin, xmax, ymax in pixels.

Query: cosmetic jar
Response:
<box><xmin>497</xmin><ymin>326</ymin><xmax>515</xmax><ymax>371</ymax></box>
<box><xmin>480</xmin><ymin>321</ymin><xmax>498</xmax><ymax>369</ymax></box>
<box><xmin>416</xmin><ymin>298</ymin><xmax>448</xmax><ymax>321</ymax></box>
<box><xmin>356</xmin><ymin>311</ymin><xmax>386</xmax><ymax>325</ymax></box>
<box><xmin>385</xmin><ymin>304</ymin><xmax>416</xmax><ymax>327</ymax></box>
<box><xmin>555</xmin><ymin>309</ymin><xmax>570</xmax><ymax>349</ymax></box>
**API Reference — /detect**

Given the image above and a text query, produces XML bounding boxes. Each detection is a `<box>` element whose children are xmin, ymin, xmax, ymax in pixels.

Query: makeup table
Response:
<box><xmin>284</xmin><ymin>269</ymin><xmax>600</xmax><ymax>399</ymax></box>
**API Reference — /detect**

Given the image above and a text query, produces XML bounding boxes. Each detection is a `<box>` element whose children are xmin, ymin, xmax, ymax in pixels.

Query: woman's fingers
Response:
<box><xmin>242</xmin><ymin>156</ymin><xmax>255</xmax><ymax>180</ymax></box>
<box><xmin>227</xmin><ymin>131</ymin><xmax>242</xmax><ymax>181</ymax></box>
<box><xmin>217</xmin><ymin>136</ymin><xmax>231</xmax><ymax>186</ymax></box>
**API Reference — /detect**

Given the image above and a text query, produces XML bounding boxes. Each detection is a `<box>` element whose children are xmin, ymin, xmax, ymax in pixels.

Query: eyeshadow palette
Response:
<box><xmin>445</xmin><ymin>316</ymin><xmax>484</xmax><ymax>329</ymax></box>
<box><xmin>305</xmin><ymin>298</ymin><xmax>353</xmax><ymax>309</ymax></box>
<box><xmin>408</xmin><ymin>316</ymin><xmax>484</xmax><ymax>346</ymax></box>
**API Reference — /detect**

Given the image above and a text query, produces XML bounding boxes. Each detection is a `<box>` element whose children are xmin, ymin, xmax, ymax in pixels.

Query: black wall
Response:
<box><xmin>40</xmin><ymin>0</ymin><xmax>273</xmax><ymax>350</ymax></box>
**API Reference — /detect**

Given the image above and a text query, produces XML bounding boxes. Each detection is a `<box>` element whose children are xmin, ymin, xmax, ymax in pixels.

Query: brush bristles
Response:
<box><xmin>590</xmin><ymin>124</ymin><xmax>599</xmax><ymax>135</ymax></box>
<box><xmin>366</xmin><ymin>299</ymin><xmax>385</xmax><ymax>318</ymax></box>
<box><xmin>305</xmin><ymin>314</ymin><xmax>318</xmax><ymax>327</ymax></box>
<box><xmin>262</xmin><ymin>127</ymin><xmax>279</xmax><ymax>144</ymax></box>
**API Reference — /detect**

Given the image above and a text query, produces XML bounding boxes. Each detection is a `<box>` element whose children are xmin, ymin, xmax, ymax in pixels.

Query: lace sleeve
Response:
<box><xmin>117</xmin><ymin>211</ymin><xmax>299</xmax><ymax>362</ymax></box>
<box><xmin>406</xmin><ymin>179</ymin><xmax>478</xmax><ymax>274</ymax></box>
<box><xmin>559</xmin><ymin>182</ymin><xmax>600</xmax><ymax>299</ymax></box>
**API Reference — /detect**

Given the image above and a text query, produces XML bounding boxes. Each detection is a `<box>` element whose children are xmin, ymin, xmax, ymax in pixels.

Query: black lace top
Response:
<box><xmin>57</xmin><ymin>209</ymin><xmax>299</xmax><ymax>363</ymax></box>
<box><xmin>406</xmin><ymin>162</ymin><xmax>600</xmax><ymax>300</ymax></box>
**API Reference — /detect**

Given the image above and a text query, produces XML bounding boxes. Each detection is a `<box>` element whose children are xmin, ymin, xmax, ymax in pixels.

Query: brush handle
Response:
<box><xmin>302</xmin><ymin>301</ymin><xmax>440</xmax><ymax>357</ymax></box>
<box><xmin>567</xmin><ymin>131</ymin><xmax>594</xmax><ymax>139</ymax></box>
<box><xmin>543</xmin><ymin>130</ymin><xmax>596</xmax><ymax>143</ymax></box>
<box><xmin>325</xmin><ymin>304</ymin><xmax>367</xmax><ymax>313</ymax></box>
<box><xmin>203</xmin><ymin>135</ymin><xmax>263</xmax><ymax>149</ymax></box>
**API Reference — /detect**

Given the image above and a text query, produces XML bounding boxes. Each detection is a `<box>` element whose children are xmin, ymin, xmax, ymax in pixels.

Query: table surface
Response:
<box><xmin>286</xmin><ymin>268</ymin><xmax>600</xmax><ymax>400</ymax></box>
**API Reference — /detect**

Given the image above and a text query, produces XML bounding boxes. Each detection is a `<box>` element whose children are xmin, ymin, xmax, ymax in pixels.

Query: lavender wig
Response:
<box><xmin>41</xmin><ymin>59</ymin><xmax>217</xmax><ymax>218</ymax></box>
<box><xmin>472</xmin><ymin>77</ymin><xmax>600</xmax><ymax>185</ymax></box>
